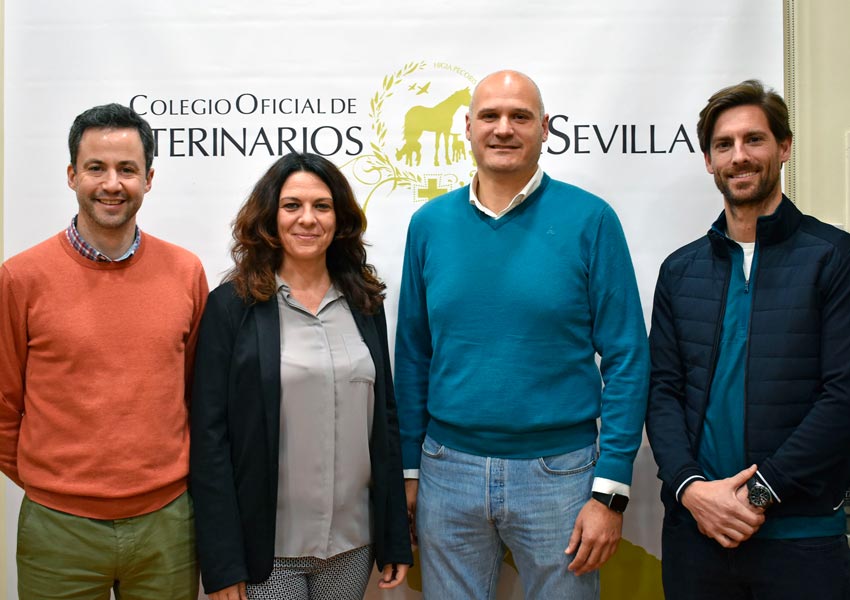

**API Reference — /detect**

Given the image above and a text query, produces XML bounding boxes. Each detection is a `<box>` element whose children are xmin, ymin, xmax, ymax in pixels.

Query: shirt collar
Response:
<box><xmin>65</xmin><ymin>216</ymin><xmax>141</xmax><ymax>262</ymax></box>
<box><xmin>275</xmin><ymin>275</ymin><xmax>344</xmax><ymax>303</ymax></box>
<box><xmin>469</xmin><ymin>166</ymin><xmax>544</xmax><ymax>219</ymax></box>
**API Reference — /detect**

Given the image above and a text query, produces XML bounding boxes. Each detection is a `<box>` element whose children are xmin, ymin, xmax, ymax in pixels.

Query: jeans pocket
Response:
<box><xmin>538</xmin><ymin>445</ymin><xmax>597</xmax><ymax>475</ymax></box>
<box><xmin>421</xmin><ymin>435</ymin><xmax>445</xmax><ymax>459</ymax></box>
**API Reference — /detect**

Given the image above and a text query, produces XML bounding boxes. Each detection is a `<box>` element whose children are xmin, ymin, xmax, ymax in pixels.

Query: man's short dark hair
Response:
<box><xmin>68</xmin><ymin>103</ymin><xmax>155</xmax><ymax>171</ymax></box>
<box><xmin>697</xmin><ymin>79</ymin><xmax>792</xmax><ymax>154</ymax></box>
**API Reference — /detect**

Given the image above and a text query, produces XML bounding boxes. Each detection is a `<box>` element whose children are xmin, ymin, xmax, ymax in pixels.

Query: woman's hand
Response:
<box><xmin>209</xmin><ymin>581</ymin><xmax>247</xmax><ymax>600</ymax></box>
<box><xmin>377</xmin><ymin>563</ymin><xmax>409</xmax><ymax>589</ymax></box>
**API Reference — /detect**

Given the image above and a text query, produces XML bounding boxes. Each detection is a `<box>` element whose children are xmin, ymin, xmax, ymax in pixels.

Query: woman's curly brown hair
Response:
<box><xmin>225</xmin><ymin>153</ymin><xmax>385</xmax><ymax>314</ymax></box>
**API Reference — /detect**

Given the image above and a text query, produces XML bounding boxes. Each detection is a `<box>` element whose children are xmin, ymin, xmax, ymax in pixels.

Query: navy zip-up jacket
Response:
<box><xmin>646</xmin><ymin>196</ymin><xmax>850</xmax><ymax>518</ymax></box>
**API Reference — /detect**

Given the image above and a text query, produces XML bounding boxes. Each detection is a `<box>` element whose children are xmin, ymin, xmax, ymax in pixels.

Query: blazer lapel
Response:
<box><xmin>254</xmin><ymin>296</ymin><xmax>281</xmax><ymax>473</ymax></box>
<box><xmin>352</xmin><ymin>308</ymin><xmax>384</xmax><ymax>394</ymax></box>
<box><xmin>352</xmin><ymin>307</ymin><xmax>379</xmax><ymax>367</ymax></box>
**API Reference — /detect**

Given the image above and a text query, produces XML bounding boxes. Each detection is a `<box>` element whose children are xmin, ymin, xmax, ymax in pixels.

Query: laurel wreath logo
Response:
<box><xmin>342</xmin><ymin>61</ymin><xmax>427</xmax><ymax>210</ymax></box>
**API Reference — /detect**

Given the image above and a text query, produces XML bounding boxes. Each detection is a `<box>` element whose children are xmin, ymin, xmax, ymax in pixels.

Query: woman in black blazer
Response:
<box><xmin>190</xmin><ymin>153</ymin><xmax>412</xmax><ymax>600</ymax></box>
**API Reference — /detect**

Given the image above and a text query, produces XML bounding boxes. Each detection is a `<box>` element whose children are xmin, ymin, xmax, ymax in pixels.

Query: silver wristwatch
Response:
<box><xmin>746</xmin><ymin>476</ymin><xmax>773</xmax><ymax>508</ymax></box>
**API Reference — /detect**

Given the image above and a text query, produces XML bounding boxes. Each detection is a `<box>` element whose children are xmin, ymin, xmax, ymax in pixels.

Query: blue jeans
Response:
<box><xmin>416</xmin><ymin>435</ymin><xmax>599</xmax><ymax>599</ymax></box>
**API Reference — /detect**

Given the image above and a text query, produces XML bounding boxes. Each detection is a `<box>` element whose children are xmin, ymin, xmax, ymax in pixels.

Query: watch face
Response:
<box><xmin>610</xmin><ymin>494</ymin><xmax>629</xmax><ymax>513</ymax></box>
<box><xmin>749</xmin><ymin>484</ymin><xmax>772</xmax><ymax>508</ymax></box>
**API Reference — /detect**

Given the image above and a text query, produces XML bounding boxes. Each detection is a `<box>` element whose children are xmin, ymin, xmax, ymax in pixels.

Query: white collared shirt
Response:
<box><xmin>468</xmin><ymin>166</ymin><xmax>544</xmax><ymax>219</ymax></box>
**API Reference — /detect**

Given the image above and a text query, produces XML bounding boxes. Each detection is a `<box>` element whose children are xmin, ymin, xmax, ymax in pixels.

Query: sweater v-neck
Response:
<box><xmin>470</xmin><ymin>174</ymin><xmax>551</xmax><ymax>230</ymax></box>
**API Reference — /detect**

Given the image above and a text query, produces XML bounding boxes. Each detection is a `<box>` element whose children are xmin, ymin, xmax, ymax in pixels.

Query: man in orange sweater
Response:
<box><xmin>0</xmin><ymin>103</ymin><xmax>208</xmax><ymax>599</ymax></box>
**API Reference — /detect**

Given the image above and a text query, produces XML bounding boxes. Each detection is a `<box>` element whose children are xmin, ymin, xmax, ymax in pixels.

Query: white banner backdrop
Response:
<box><xmin>3</xmin><ymin>1</ymin><xmax>781</xmax><ymax>598</ymax></box>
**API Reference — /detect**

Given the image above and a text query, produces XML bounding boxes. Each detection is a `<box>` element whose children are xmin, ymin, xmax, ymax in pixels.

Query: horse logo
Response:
<box><xmin>344</xmin><ymin>61</ymin><xmax>478</xmax><ymax>209</ymax></box>
<box><xmin>451</xmin><ymin>132</ymin><xmax>467</xmax><ymax>162</ymax></box>
<box><xmin>398</xmin><ymin>87</ymin><xmax>471</xmax><ymax>167</ymax></box>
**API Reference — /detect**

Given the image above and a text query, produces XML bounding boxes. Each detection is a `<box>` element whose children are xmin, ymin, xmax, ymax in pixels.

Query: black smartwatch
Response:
<box><xmin>746</xmin><ymin>476</ymin><xmax>773</xmax><ymax>508</ymax></box>
<box><xmin>591</xmin><ymin>491</ymin><xmax>629</xmax><ymax>513</ymax></box>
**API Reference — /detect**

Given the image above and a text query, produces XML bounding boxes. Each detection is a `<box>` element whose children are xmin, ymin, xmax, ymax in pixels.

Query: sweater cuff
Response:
<box><xmin>594</xmin><ymin>453</ymin><xmax>635</xmax><ymax>487</ymax></box>
<box><xmin>401</xmin><ymin>441</ymin><xmax>423</xmax><ymax>471</ymax></box>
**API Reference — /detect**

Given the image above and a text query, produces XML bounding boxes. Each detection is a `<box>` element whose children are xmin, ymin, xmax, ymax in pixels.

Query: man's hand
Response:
<box><xmin>680</xmin><ymin>464</ymin><xmax>765</xmax><ymax>548</ymax></box>
<box><xmin>209</xmin><ymin>582</ymin><xmax>247</xmax><ymax>600</ymax></box>
<box><xmin>565</xmin><ymin>498</ymin><xmax>623</xmax><ymax>576</ymax></box>
<box><xmin>405</xmin><ymin>479</ymin><xmax>419</xmax><ymax>547</ymax></box>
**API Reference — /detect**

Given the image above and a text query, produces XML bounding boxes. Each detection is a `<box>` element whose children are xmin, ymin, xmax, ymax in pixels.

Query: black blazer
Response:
<box><xmin>190</xmin><ymin>282</ymin><xmax>412</xmax><ymax>594</ymax></box>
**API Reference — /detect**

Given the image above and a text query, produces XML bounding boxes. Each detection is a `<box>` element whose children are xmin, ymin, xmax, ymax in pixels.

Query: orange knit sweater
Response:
<box><xmin>0</xmin><ymin>232</ymin><xmax>208</xmax><ymax>519</ymax></box>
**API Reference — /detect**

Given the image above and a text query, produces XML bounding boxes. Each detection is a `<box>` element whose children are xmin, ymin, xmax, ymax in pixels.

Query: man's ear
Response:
<box><xmin>67</xmin><ymin>164</ymin><xmax>78</xmax><ymax>190</ymax></box>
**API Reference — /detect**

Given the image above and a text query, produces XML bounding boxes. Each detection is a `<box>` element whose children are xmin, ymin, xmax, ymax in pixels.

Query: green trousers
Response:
<box><xmin>17</xmin><ymin>492</ymin><xmax>199</xmax><ymax>600</ymax></box>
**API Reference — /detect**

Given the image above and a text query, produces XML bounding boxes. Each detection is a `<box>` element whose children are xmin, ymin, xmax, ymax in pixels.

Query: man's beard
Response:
<box><xmin>715</xmin><ymin>169</ymin><xmax>780</xmax><ymax>208</ymax></box>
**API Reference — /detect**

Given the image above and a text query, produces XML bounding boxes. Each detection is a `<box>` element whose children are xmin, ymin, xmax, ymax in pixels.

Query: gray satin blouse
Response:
<box><xmin>274</xmin><ymin>279</ymin><xmax>375</xmax><ymax>559</ymax></box>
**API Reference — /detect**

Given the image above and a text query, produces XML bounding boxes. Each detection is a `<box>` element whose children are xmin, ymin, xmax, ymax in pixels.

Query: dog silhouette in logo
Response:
<box><xmin>396</xmin><ymin>139</ymin><xmax>422</xmax><ymax>166</ymax></box>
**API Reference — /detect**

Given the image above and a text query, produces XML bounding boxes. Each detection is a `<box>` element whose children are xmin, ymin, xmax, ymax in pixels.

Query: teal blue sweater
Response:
<box><xmin>394</xmin><ymin>175</ymin><xmax>649</xmax><ymax>485</ymax></box>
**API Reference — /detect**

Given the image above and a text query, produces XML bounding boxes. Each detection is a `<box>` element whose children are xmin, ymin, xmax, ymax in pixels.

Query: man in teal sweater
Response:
<box><xmin>395</xmin><ymin>70</ymin><xmax>649</xmax><ymax>599</ymax></box>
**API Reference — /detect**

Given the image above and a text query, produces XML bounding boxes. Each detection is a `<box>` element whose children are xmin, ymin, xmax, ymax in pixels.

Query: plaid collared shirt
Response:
<box><xmin>65</xmin><ymin>216</ymin><xmax>141</xmax><ymax>262</ymax></box>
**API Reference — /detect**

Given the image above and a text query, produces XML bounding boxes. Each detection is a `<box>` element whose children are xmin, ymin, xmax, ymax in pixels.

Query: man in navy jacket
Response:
<box><xmin>646</xmin><ymin>79</ymin><xmax>850</xmax><ymax>599</ymax></box>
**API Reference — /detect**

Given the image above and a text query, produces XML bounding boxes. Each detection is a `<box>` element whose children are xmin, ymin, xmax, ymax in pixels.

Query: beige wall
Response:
<box><xmin>1</xmin><ymin>0</ymin><xmax>6</xmax><ymax>594</ymax></box>
<box><xmin>786</xmin><ymin>0</ymin><xmax>850</xmax><ymax>227</ymax></box>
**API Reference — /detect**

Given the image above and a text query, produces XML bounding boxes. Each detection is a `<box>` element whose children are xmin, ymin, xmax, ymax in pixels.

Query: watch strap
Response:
<box><xmin>591</xmin><ymin>491</ymin><xmax>629</xmax><ymax>513</ymax></box>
